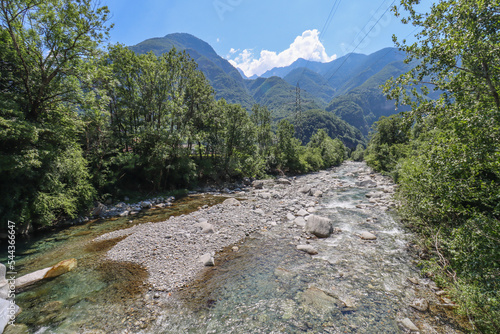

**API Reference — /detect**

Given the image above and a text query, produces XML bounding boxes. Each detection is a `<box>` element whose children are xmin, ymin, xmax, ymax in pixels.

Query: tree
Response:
<box><xmin>383</xmin><ymin>1</ymin><xmax>500</xmax><ymax>331</ymax></box>
<box><xmin>0</xmin><ymin>0</ymin><xmax>110</xmax><ymax>230</ymax></box>
<box><xmin>250</xmin><ymin>104</ymin><xmax>273</xmax><ymax>156</ymax></box>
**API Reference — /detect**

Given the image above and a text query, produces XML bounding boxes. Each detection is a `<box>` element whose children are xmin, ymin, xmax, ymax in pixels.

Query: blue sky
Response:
<box><xmin>101</xmin><ymin>0</ymin><xmax>433</xmax><ymax>77</ymax></box>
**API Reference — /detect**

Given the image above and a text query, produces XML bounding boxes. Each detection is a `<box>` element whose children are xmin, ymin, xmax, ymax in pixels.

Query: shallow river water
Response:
<box><xmin>1</xmin><ymin>162</ymin><xmax>467</xmax><ymax>333</ymax></box>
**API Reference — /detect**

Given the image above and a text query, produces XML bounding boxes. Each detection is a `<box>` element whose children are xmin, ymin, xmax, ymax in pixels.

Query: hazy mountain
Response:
<box><xmin>283</xmin><ymin>68</ymin><xmax>335</xmax><ymax>105</ymax></box>
<box><xmin>130</xmin><ymin>33</ymin><xmax>411</xmax><ymax>138</ymax></box>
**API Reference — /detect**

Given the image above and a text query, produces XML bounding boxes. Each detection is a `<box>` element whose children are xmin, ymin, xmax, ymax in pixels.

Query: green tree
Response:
<box><xmin>384</xmin><ymin>1</ymin><xmax>500</xmax><ymax>331</ymax></box>
<box><xmin>0</xmin><ymin>0</ymin><xmax>110</xmax><ymax>230</ymax></box>
<box><xmin>275</xmin><ymin>120</ymin><xmax>302</xmax><ymax>172</ymax></box>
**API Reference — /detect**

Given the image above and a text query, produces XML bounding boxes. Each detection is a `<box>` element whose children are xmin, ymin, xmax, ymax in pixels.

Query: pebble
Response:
<box><xmin>94</xmin><ymin>161</ymin><xmax>396</xmax><ymax>294</ymax></box>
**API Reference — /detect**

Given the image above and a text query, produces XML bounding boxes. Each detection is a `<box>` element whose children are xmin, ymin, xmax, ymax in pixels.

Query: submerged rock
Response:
<box><xmin>410</xmin><ymin>299</ymin><xmax>429</xmax><ymax>312</ymax></box>
<box><xmin>296</xmin><ymin>245</ymin><xmax>318</xmax><ymax>255</ymax></box>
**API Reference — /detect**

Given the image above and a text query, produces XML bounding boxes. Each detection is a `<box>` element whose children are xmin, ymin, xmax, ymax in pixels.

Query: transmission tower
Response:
<box><xmin>295</xmin><ymin>83</ymin><xmax>303</xmax><ymax>141</ymax></box>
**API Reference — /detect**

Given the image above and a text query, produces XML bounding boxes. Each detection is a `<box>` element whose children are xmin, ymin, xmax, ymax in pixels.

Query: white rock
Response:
<box><xmin>359</xmin><ymin>231</ymin><xmax>377</xmax><ymax>240</ymax></box>
<box><xmin>286</xmin><ymin>213</ymin><xmax>295</xmax><ymax>221</ymax></box>
<box><xmin>401</xmin><ymin>318</ymin><xmax>419</xmax><ymax>331</ymax></box>
<box><xmin>200</xmin><ymin>253</ymin><xmax>215</xmax><ymax>266</ymax></box>
<box><xmin>259</xmin><ymin>192</ymin><xmax>272</xmax><ymax>199</ymax></box>
<box><xmin>0</xmin><ymin>298</ymin><xmax>20</xmax><ymax>333</ymax></box>
<box><xmin>296</xmin><ymin>245</ymin><xmax>318</xmax><ymax>255</ymax></box>
<box><xmin>410</xmin><ymin>299</ymin><xmax>429</xmax><ymax>312</ymax></box>
<box><xmin>305</xmin><ymin>215</ymin><xmax>333</xmax><ymax>238</ymax></box>
<box><xmin>296</xmin><ymin>209</ymin><xmax>309</xmax><ymax>217</ymax></box>
<box><xmin>223</xmin><ymin>198</ymin><xmax>240</xmax><ymax>206</ymax></box>
<box><xmin>294</xmin><ymin>217</ymin><xmax>306</xmax><ymax>227</ymax></box>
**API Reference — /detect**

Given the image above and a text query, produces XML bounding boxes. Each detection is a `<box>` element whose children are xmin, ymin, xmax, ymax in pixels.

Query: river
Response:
<box><xmin>1</xmin><ymin>162</ymin><xmax>467</xmax><ymax>333</ymax></box>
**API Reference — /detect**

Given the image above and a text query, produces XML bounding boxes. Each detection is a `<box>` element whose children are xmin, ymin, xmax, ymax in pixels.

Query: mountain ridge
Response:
<box><xmin>129</xmin><ymin>32</ymin><xmax>409</xmax><ymax>137</ymax></box>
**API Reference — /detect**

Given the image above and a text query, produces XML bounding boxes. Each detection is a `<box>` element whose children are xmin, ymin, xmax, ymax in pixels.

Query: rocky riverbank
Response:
<box><xmin>94</xmin><ymin>161</ymin><xmax>396</xmax><ymax>293</ymax></box>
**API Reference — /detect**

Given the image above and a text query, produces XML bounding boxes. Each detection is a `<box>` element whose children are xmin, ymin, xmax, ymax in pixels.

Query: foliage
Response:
<box><xmin>0</xmin><ymin>0</ymin><xmax>110</xmax><ymax>230</ymax></box>
<box><xmin>364</xmin><ymin>114</ymin><xmax>410</xmax><ymax>176</ymax></box>
<box><xmin>288</xmin><ymin>109</ymin><xmax>365</xmax><ymax>149</ymax></box>
<box><xmin>350</xmin><ymin>144</ymin><xmax>365</xmax><ymax>161</ymax></box>
<box><xmin>371</xmin><ymin>1</ymin><xmax>500</xmax><ymax>332</ymax></box>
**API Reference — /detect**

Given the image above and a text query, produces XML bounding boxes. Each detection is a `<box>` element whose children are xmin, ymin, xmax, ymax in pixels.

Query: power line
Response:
<box><xmin>294</xmin><ymin>0</ymin><xmax>342</xmax><ymax>86</ymax></box>
<box><xmin>325</xmin><ymin>0</ymin><xmax>396</xmax><ymax>84</ymax></box>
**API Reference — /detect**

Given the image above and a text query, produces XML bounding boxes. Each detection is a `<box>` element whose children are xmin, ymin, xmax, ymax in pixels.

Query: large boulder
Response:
<box><xmin>305</xmin><ymin>215</ymin><xmax>333</xmax><ymax>238</ymax></box>
<box><xmin>355</xmin><ymin>179</ymin><xmax>377</xmax><ymax>188</ymax></box>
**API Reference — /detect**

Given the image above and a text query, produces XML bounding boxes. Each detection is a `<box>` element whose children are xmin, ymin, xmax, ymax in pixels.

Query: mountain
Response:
<box><xmin>130</xmin><ymin>33</ymin><xmax>255</xmax><ymax>109</ymax></box>
<box><xmin>283</xmin><ymin>68</ymin><xmax>335</xmax><ymax>105</ymax></box>
<box><xmin>129</xmin><ymin>33</ymin><xmax>411</xmax><ymax>139</ymax></box>
<box><xmin>246</xmin><ymin>76</ymin><xmax>322</xmax><ymax>120</ymax></box>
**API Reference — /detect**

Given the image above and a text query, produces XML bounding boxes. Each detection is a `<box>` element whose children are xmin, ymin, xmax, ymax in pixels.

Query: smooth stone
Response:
<box><xmin>194</xmin><ymin>221</ymin><xmax>215</xmax><ymax>234</ymax></box>
<box><xmin>312</xmin><ymin>190</ymin><xmax>323</xmax><ymax>197</ymax></box>
<box><xmin>252</xmin><ymin>180</ymin><xmax>264</xmax><ymax>189</ymax></box>
<box><xmin>296</xmin><ymin>245</ymin><xmax>318</xmax><ymax>255</ymax></box>
<box><xmin>410</xmin><ymin>299</ymin><xmax>429</xmax><ymax>312</ymax></box>
<box><xmin>401</xmin><ymin>318</ymin><xmax>419</xmax><ymax>331</ymax></box>
<box><xmin>259</xmin><ymin>192</ymin><xmax>272</xmax><ymax>199</ymax></box>
<box><xmin>294</xmin><ymin>217</ymin><xmax>306</xmax><ymax>227</ymax></box>
<box><xmin>299</xmin><ymin>186</ymin><xmax>312</xmax><ymax>194</ymax></box>
<box><xmin>118</xmin><ymin>210</ymin><xmax>129</xmax><ymax>217</ymax></box>
<box><xmin>275</xmin><ymin>178</ymin><xmax>292</xmax><ymax>185</ymax></box>
<box><xmin>359</xmin><ymin>231</ymin><xmax>377</xmax><ymax>240</ymax></box>
<box><xmin>286</xmin><ymin>213</ymin><xmax>295</xmax><ymax>221</ymax></box>
<box><xmin>200</xmin><ymin>253</ymin><xmax>215</xmax><ymax>266</ymax></box>
<box><xmin>44</xmin><ymin>258</ymin><xmax>78</xmax><ymax>279</ymax></box>
<box><xmin>223</xmin><ymin>198</ymin><xmax>240</xmax><ymax>206</ymax></box>
<box><xmin>15</xmin><ymin>259</ymin><xmax>77</xmax><ymax>289</ymax></box>
<box><xmin>140</xmin><ymin>201</ymin><xmax>152</xmax><ymax>209</ymax></box>
<box><xmin>407</xmin><ymin>277</ymin><xmax>419</xmax><ymax>285</ymax></box>
<box><xmin>305</xmin><ymin>215</ymin><xmax>333</xmax><ymax>238</ymax></box>
<box><xmin>0</xmin><ymin>298</ymin><xmax>20</xmax><ymax>333</ymax></box>
<box><xmin>296</xmin><ymin>209</ymin><xmax>309</xmax><ymax>217</ymax></box>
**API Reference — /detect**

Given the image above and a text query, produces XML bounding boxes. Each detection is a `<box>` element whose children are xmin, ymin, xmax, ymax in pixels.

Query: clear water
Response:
<box><xmin>0</xmin><ymin>195</ymin><xmax>226</xmax><ymax>333</ymax></box>
<box><xmin>145</xmin><ymin>163</ymin><xmax>467</xmax><ymax>334</ymax></box>
<box><xmin>2</xmin><ymin>164</ymin><xmax>467</xmax><ymax>333</ymax></box>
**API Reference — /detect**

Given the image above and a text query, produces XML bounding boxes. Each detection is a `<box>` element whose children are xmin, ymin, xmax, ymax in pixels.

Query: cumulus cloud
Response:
<box><xmin>228</xmin><ymin>29</ymin><xmax>336</xmax><ymax>77</ymax></box>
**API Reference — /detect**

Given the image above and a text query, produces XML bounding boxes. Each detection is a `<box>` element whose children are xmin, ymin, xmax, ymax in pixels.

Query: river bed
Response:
<box><xmin>2</xmin><ymin>162</ymin><xmax>468</xmax><ymax>333</ymax></box>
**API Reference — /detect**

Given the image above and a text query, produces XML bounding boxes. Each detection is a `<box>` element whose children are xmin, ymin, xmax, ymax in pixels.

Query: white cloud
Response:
<box><xmin>228</xmin><ymin>29</ymin><xmax>336</xmax><ymax>77</ymax></box>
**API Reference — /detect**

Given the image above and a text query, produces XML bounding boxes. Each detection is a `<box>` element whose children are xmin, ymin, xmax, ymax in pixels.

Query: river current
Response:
<box><xmin>1</xmin><ymin>162</ymin><xmax>466</xmax><ymax>333</ymax></box>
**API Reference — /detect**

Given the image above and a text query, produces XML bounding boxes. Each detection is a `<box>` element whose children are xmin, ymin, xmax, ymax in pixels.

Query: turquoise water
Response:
<box><xmin>2</xmin><ymin>164</ymin><xmax>467</xmax><ymax>333</ymax></box>
<box><xmin>146</xmin><ymin>163</ymin><xmax>467</xmax><ymax>333</ymax></box>
<box><xmin>0</xmin><ymin>195</ymin><xmax>225</xmax><ymax>333</ymax></box>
